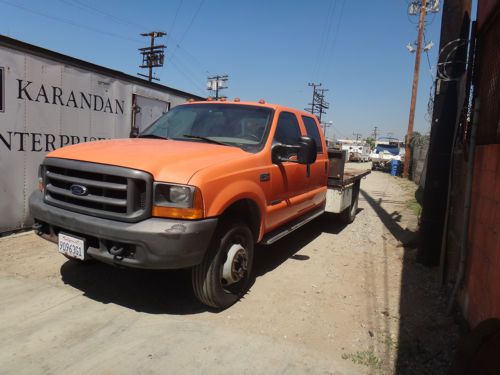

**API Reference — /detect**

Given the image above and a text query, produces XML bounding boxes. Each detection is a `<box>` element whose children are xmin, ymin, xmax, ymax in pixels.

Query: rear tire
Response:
<box><xmin>341</xmin><ymin>181</ymin><xmax>360</xmax><ymax>224</ymax></box>
<box><xmin>340</xmin><ymin>195</ymin><xmax>358</xmax><ymax>224</ymax></box>
<box><xmin>192</xmin><ymin>221</ymin><xmax>254</xmax><ymax>309</ymax></box>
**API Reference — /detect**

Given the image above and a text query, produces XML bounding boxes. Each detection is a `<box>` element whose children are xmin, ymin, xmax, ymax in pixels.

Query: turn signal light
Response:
<box><xmin>152</xmin><ymin>206</ymin><xmax>203</xmax><ymax>220</ymax></box>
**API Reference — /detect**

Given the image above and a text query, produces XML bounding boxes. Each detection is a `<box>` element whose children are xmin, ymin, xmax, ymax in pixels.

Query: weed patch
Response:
<box><xmin>341</xmin><ymin>350</ymin><xmax>382</xmax><ymax>370</ymax></box>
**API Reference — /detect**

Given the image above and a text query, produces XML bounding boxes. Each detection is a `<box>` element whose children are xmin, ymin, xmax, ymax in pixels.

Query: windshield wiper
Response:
<box><xmin>138</xmin><ymin>134</ymin><xmax>169</xmax><ymax>140</ymax></box>
<box><xmin>182</xmin><ymin>135</ymin><xmax>232</xmax><ymax>146</ymax></box>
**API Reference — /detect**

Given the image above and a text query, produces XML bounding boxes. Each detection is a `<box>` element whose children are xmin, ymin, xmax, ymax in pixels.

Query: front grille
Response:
<box><xmin>43</xmin><ymin>158</ymin><xmax>152</xmax><ymax>222</ymax></box>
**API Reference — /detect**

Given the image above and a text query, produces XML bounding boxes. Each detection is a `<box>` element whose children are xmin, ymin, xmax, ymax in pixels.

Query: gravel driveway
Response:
<box><xmin>0</xmin><ymin>163</ymin><xmax>459</xmax><ymax>374</ymax></box>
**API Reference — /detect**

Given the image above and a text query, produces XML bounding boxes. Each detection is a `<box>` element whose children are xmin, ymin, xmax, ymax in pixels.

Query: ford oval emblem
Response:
<box><xmin>70</xmin><ymin>184</ymin><xmax>88</xmax><ymax>196</ymax></box>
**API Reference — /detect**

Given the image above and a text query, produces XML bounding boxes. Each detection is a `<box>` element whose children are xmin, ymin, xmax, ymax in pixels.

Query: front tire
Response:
<box><xmin>192</xmin><ymin>221</ymin><xmax>254</xmax><ymax>309</ymax></box>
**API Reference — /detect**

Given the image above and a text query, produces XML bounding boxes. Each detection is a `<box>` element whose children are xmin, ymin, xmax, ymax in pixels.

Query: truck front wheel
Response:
<box><xmin>192</xmin><ymin>221</ymin><xmax>254</xmax><ymax>309</ymax></box>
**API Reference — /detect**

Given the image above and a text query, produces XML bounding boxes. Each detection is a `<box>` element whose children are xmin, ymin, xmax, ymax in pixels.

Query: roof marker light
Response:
<box><xmin>258</xmin><ymin>99</ymin><xmax>266</xmax><ymax>104</ymax></box>
<box><xmin>234</xmin><ymin>97</ymin><xmax>240</xmax><ymax>102</ymax></box>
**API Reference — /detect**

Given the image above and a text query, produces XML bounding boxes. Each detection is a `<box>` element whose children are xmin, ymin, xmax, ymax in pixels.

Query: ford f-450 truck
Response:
<box><xmin>30</xmin><ymin>100</ymin><xmax>369</xmax><ymax>309</ymax></box>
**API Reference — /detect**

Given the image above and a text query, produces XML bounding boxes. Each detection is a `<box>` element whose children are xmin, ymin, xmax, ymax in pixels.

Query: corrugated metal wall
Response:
<box><xmin>475</xmin><ymin>7</ymin><xmax>500</xmax><ymax>145</ymax></box>
<box><xmin>462</xmin><ymin>3</ymin><xmax>500</xmax><ymax>327</ymax></box>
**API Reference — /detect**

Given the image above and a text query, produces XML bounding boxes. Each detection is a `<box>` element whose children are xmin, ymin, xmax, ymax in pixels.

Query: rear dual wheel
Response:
<box><xmin>192</xmin><ymin>221</ymin><xmax>254</xmax><ymax>309</ymax></box>
<box><xmin>340</xmin><ymin>194</ymin><xmax>358</xmax><ymax>224</ymax></box>
<box><xmin>340</xmin><ymin>181</ymin><xmax>360</xmax><ymax>224</ymax></box>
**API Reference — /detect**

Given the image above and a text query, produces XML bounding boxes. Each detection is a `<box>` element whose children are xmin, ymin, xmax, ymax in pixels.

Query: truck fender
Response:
<box><xmin>206</xmin><ymin>181</ymin><xmax>267</xmax><ymax>242</ymax></box>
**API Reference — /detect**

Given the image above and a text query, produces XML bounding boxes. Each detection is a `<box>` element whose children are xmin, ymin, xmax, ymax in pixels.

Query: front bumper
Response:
<box><xmin>29</xmin><ymin>191</ymin><xmax>217</xmax><ymax>269</ymax></box>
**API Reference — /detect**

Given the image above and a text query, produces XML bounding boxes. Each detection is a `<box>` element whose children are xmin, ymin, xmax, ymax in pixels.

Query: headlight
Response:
<box><xmin>154</xmin><ymin>183</ymin><xmax>193</xmax><ymax>208</ymax></box>
<box><xmin>153</xmin><ymin>183</ymin><xmax>204</xmax><ymax>219</ymax></box>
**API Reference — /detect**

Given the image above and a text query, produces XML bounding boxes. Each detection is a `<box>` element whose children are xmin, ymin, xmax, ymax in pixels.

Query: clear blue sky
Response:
<box><xmin>1</xmin><ymin>0</ymin><xmax>454</xmax><ymax>140</ymax></box>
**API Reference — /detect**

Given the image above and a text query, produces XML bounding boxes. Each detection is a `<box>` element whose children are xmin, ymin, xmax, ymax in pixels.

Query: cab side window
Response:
<box><xmin>273</xmin><ymin>112</ymin><xmax>302</xmax><ymax>145</ymax></box>
<box><xmin>302</xmin><ymin>116</ymin><xmax>323</xmax><ymax>153</ymax></box>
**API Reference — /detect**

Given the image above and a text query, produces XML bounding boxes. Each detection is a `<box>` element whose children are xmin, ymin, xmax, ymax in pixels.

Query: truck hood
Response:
<box><xmin>47</xmin><ymin>138</ymin><xmax>249</xmax><ymax>183</ymax></box>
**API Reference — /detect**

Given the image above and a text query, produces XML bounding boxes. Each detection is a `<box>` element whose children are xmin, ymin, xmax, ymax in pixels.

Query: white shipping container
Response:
<box><xmin>0</xmin><ymin>36</ymin><xmax>202</xmax><ymax>233</ymax></box>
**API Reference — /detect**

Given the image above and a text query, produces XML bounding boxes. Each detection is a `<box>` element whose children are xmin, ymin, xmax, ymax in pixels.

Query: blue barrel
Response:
<box><xmin>391</xmin><ymin>160</ymin><xmax>400</xmax><ymax>176</ymax></box>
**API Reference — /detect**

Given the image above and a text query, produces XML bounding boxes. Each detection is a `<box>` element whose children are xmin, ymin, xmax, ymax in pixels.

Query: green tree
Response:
<box><xmin>365</xmin><ymin>137</ymin><xmax>376</xmax><ymax>150</ymax></box>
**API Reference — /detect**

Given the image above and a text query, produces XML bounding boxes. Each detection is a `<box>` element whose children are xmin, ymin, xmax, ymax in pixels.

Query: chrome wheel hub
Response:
<box><xmin>222</xmin><ymin>244</ymin><xmax>248</xmax><ymax>285</ymax></box>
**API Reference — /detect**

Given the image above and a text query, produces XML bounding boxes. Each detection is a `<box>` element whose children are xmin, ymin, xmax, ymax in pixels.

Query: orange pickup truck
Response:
<box><xmin>29</xmin><ymin>100</ymin><xmax>369</xmax><ymax>308</ymax></box>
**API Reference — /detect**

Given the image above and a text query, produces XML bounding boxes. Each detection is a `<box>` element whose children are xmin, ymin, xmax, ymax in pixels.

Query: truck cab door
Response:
<box><xmin>267</xmin><ymin>112</ymin><xmax>309</xmax><ymax>230</ymax></box>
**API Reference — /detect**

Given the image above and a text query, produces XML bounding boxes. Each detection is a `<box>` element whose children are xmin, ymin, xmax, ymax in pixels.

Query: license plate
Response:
<box><xmin>58</xmin><ymin>233</ymin><xmax>86</xmax><ymax>260</ymax></box>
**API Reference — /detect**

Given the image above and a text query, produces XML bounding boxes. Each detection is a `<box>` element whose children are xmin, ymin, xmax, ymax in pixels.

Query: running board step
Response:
<box><xmin>261</xmin><ymin>207</ymin><xmax>325</xmax><ymax>245</ymax></box>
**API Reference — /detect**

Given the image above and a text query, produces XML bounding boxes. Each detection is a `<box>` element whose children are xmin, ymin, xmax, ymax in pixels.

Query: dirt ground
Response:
<box><xmin>0</xmin><ymin>163</ymin><xmax>460</xmax><ymax>374</ymax></box>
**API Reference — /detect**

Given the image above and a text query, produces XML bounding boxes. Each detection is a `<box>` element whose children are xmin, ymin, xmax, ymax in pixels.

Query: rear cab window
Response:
<box><xmin>301</xmin><ymin>116</ymin><xmax>324</xmax><ymax>153</ymax></box>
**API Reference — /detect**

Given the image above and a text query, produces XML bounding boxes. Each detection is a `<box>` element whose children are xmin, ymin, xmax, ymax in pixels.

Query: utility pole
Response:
<box><xmin>353</xmin><ymin>133</ymin><xmax>362</xmax><ymax>141</ymax></box>
<box><xmin>138</xmin><ymin>31</ymin><xmax>166</xmax><ymax>82</ymax></box>
<box><xmin>418</xmin><ymin>0</ymin><xmax>472</xmax><ymax>266</ymax></box>
<box><xmin>316</xmin><ymin>88</ymin><xmax>330</xmax><ymax>122</ymax></box>
<box><xmin>307</xmin><ymin>83</ymin><xmax>322</xmax><ymax>114</ymax></box>
<box><xmin>403</xmin><ymin>0</ymin><xmax>427</xmax><ymax>178</ymax></box>
<box><xmin>322</xmin><ymin>121</ymin><xmax>332</xmax><ymax>137</ymax></box>
<box><xmin>207</xmin><ymin>75</ymin><xmax>229</xmax><ymax>99</ymax></box>
<box><xmin>372</xmin><ymin>126</ymin><xmax>378</xmax><ymax>140</ymax></box>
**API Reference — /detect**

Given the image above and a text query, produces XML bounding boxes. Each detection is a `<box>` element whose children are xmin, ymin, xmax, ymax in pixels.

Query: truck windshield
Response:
<box><xmin>140</xmin><ymin>104</ymin><xmax>274</xmax><ymax>153</ymax></box>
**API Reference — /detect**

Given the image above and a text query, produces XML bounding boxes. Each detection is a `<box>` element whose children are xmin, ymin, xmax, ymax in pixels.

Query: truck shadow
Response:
<box><xmin>60</xmin><ymin>261</ymin><xmax>206</xmax><ymax>315</ymax></box>
<box><xmin>252</xmin><ymin>212</ymin><xmax>349</xmax><ymax>278</ymax></box>
<box><xmin>59</xmin><ymin>212</ymin><xmax>352</xmax><ymax>315</ymax></box>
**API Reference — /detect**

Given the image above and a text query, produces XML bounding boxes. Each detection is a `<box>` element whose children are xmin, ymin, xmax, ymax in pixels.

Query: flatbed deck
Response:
<box><xmin>327</xmin><ymin>168</ymin><xmax>371</xmax><ymax>188</ymax></box>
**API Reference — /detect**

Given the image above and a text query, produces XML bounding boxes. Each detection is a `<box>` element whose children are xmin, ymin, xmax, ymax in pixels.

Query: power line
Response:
<box><xmin>60</xmin><ymin>0</ymin><xmax>211</xmax><ymax>83</ymax></box>
<box><xmin>169</xmin><ymin>58</ymin><xmax>206</xmax><ymax>95</ymax></box>
<box><xmin>330</xmin><ymin>124</ymin><xmax>348</xmax><ymax>139</ymax></box>
<box><xmin>65</xmin><ymin>0</ymin><xmax>148</xmax><ymax>31</ymax></box>
<box><xmin>64</xmin><ymin>0</ymin><xmax>211</xmax><ymax>85</ymax></box>
<box><xmin>177</xmin><ymin>0</ymin><xmax>206</xmax><ymax>45</ymax></box>
<box><xmin>168</xmin><ymin>0</ymin><xmax>184</xmax><ymax>38</ymax></box>
<box><xmin>4</xmin><ymin>0</ymin><xmax>213</xmax><ymax>92</ymax></box>
<box><xmin>0</xmin><ymin>0</ymin><xmax>141</xmax><ymax>44</ymax></box>
<box><xmin>318</xmin><ymin>0</ymin><xmax>346</xmax><ymax>80</ymax></box>
<box><xmin>166</xmin><ymin>0</ymin><xmax>208</xmax><ymax>74</ymax></box>
<box><xmin>312</xmin><ymin>0</ymin><xmax>337</xmax><ymax>80</ymax></box>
